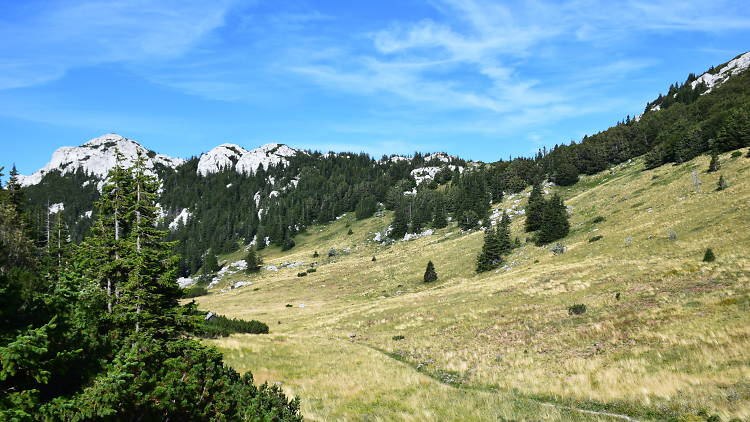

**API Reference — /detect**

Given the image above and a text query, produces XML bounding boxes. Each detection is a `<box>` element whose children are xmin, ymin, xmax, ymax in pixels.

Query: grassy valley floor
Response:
<box><xmin>195</xmin><ymin>150</ymin><xmax>750</xmax><ymax>421</ymax></box>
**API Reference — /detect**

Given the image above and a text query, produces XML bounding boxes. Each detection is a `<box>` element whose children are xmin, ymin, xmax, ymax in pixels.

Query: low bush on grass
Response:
<box><xmin>568</xmin><ymin>304</ymin><xmax>587</xmax><ymax>315</ymax></box>
<box><xmin>551</xmin><ymin>243</ymin><xmax>566</xmax><ymax>255</ymax></box>
<box><xmin>591</xmin><ymin>216</ymin><xmax>606</xmax><ymax>224</ymax></box>
<box><xmin>588</xmin><ymin>235</ymin><xmax>603</xmax><ymax>242</ymax></box>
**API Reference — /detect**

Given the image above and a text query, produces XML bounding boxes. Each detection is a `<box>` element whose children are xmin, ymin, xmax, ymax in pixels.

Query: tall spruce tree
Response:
<box><xmin>6</xmin><ymin>164</ymin><xmax>23</xmax><ymax>212</ymax></box>
<box><xmin>117</xmin><ymin>153</ymin><xmax>182</xmax><ymax>336</ymax></box>
<box><xmin>79</xmin><ymin>151</ymin><xmax>132</xmax><ymax>314</ymax></box>
<box><xmin>390</xmin><ymin>199</ymin><xmax>409</xmax><ymax>239</ymax></box>
<box><xmin>245</xmin><ymin>247</ymin><xmax>262</xmax><ymax>273</ymax></box>
<box><xmin>497</xmin><ymin>211</ymin><xmax>513</xmax><ymax>255</ymax></box>
<box><xmin>432</xmin><ymin>194</ymin><xmax>448</xmax><ymax>229</ymax></box>
<box><xmin>476</xmin><ymin>227</ymin><xmax>502</xmax><ymax>272</ymax></box>
<box><xmin>525</xmin><ymin>182</ymin><xmax>545</xmax><ymax>232</ymax></box>
<box><xmin>47</xmin><ymin>211</ymin><xmax>71</xmax><ymax>272</ymax></box>
<box><xmin>537</xmin><ymin>194</ymin><xmax>570</xmax><ymax>245</ymax></box>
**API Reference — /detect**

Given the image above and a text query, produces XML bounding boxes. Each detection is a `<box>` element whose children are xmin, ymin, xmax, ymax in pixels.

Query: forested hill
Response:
<box><xmin>12</xmin><ymin>50</ymin><xmax>750</xmax><ymax>276</ymax></box>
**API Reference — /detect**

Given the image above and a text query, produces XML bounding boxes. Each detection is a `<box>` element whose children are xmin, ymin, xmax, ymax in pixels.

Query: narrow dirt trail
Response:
<box><xmin>362</xmin><ymin>341</ymin><xmax>642</xmax><ymax>422</ymax></box>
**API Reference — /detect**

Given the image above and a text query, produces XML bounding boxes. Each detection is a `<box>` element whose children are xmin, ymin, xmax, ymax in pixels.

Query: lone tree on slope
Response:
<box><xmin>536</xmin><ymin>194</ymin><xmax>570</xmax><ymax>245</ymax></box>
<box><xmin>424</xmin><ymin>261</ymin><xmax>438</xmax><ymax>283</ymax></box>
<box><xmin>245</xmin><ymin>247</ymin><xmax>262</xmax><ymax>273</ymax></box>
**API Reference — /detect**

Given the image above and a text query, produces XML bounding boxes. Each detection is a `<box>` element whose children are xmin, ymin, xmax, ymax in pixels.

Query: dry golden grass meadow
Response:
<box><xmin>193</xmin><ymin>150</ymin><xmax>750</xmax><ymax>421</ymax></box>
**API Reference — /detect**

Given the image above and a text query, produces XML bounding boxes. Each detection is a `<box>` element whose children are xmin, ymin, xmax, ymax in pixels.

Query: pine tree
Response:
<box><xmin>282</xmin><ymin>231</ymin><xmax>296</xmax><ymax>251</ymax></box>
<box><xmin>716</xmin><ymin>174</ymin><xmax>727</xmax><ymax>191</ymax></box>
<box><xmin>707</xmin><ymin>151</ymin><xmax>720</xmax><ymax>172</ymax></box>
<box><xmin>715</xmin><ymin>108</ymin><xmax>750</xmax><ymax>152</ymax></box>
<box><xmin>6</xmin><ymin>164</ymin><xmax>23</xmax><ymax>212</ymax></box>
<box><xmin>390</xmin><ymin>199</ymin><xmax>409</xmax><ymax>239</ymax></box>
<box><xmin>497</xmin><ymin>212</ymin><xmax>513</xmax><ymax>255</ymax></box>
<box><xmin>537</xmin><ymin>194</ymin><xmax>570</xmax><ymax>245</ymax></box>
<box><xmin>203</xmin><ymin>252</ymin><xmax>219</xmax><ymax>274</ymax></box>
<box><xmin>476</xmin><ymin>227</ymin><xmax>502</xmax><ymax>272</ymax></box>
<box><xmin>355</xmin><ymin>195</ymin><xmax>377</xmax><ymax>220</ymax></box>
<box><xmin>47</xmin><ymin>210</ymin><xmax>71</xmax><ymax>271</ymax></box>
<box><xmin>423</xmin><ymin>260</ymin><xmax>437</xmax><ymax>283</ymax></box>
<box><xmin>255</xmin><ymin>226</ymin><xmax>267</xmax><ymax>250</ymax></box>
<box><xmin>79</xmin><ymin>151</ymin><xmax>133</xmax><ymax>314</ymax></box>
<box><xmin>245</xmin><ymin>247</ymin><xmax>262</xmax><ymax>273</ymax></box>
<box><xmin>432</xmin><ymin>194</ymin><xmax>448</xmax><ymax>229</ymax></box>
<box><xmin>525</xmin><ymin>183</ymin><xmax>545</xmax><ymax>232</ymax></box>
<box><xmin>459</xmin><ymin>210</ymin><xmax>479</xmax><ymax>230</ymax></box>
<box><xmin>118</xmin><ymin>153</ymin><xmax>181</xmax><ymax>336</ymax></box>
<box><xmin>703</xmin><ymin>248</ymin><xmax>716</xmax><ymax>262</ymax></box>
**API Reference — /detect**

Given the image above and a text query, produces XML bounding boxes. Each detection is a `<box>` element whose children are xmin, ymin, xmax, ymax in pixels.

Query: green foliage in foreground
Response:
<box><xmin>0</xmin><ymin>159</ymin><xmax>302</xmax><ymax>421</ymax></box>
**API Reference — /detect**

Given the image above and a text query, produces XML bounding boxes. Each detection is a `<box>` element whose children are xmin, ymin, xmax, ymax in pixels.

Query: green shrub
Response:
<box><xmin>297</xmin><ymin>272</ymin><xmax>307</xmax><ymax>277</ymax></box>
<box><xmin>730</xmin><ymin>151</ymin><xmax>742</xmax><ymax>158</ymax></box>
<box><xmin>423</xmin><ymin>261</ymin><xmax>438</xmax><ymax>283</ymax></box>
<box><xmin>703</xmin><ymin>248</ymin><xmax>716</xmax><ymax>262</ymax></box>
<box><xmin>588</xmin><ymin>235</ymin><xmax>603</xmax><ymax>242</ymax></box>
<box><xmin>285</xmin><ymin>304</ymin><xmax>293</xmax><ymax>308</ymax></box>
<box><xmin>591</xmin><ymin>216</ymin><xmax>606</xmax><ymax>224</ymax></box>
<box><xmin>182</xmin><ymin>286</ymin><xmax>208</xmax><ymax>298</ymax></box>
<box><xmin>392</xmin><ymin>335</ymin><xmax>405</xmax><ymax>341</ymax></box>
<box><xmin>568</xmin><ymin>304</ymin><xmax>587</xmax><ymax>315</ymax></box>
<box><xmin>307</xmin><ymin>268</ymin><xmax>317</xmax><ymax>273</ymax></box>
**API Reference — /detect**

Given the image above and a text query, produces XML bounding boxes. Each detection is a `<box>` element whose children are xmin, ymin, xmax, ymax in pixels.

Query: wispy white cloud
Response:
<box><xmin>0</xmin><ymin>0</ymin><xmax>237</xmax><ymax>89</ymax></box>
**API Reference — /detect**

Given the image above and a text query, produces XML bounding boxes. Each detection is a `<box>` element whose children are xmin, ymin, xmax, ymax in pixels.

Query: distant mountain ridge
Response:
<box><xmin>18</xmin><ymin>134</ymin><xmax>184</xmax><ymax>187</ymax></box>
<box><xmin>18</xmin><ymin>134</ymin><xmax>309</xmax><ymax>187</ymax></box>
<box><xmin>13</xmin><ymin>49</ymin><xmax>750</xmax><ymax>277</ymax></box>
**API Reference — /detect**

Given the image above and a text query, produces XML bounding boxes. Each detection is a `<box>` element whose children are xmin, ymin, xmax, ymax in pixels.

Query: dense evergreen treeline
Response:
<box><xmin>18</xmin><ymin>54</ymin><xmax>750</xmax><ymax>276</ymax></box>
<box><xmin>197</xmin><ymin>313</ymin><xmax>270</xmax><ymax>338</ymax></box>
<box><xmin>0</xmin><ymin>160</ymin><xmax>302</xmax><ymax>421</ymax></box>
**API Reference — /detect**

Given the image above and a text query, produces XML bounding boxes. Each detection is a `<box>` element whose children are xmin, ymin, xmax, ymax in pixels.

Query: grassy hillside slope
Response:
<box><xmin>194</xmin><ymin>149</ymin><xmax>750</xmax><ymax>421</ymax></box>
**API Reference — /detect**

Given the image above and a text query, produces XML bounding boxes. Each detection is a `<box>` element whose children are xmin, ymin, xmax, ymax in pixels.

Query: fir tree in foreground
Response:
<box><xmin>423</xmin><ymin>261</ymin><xmax>438</xmax><ymax>283</ymax></box>
<box><xmin>0</xmin><ymin>155</ymin><xmax>303</xmax><ymax>421</ymax></box>
<box><xmin>536</xmin><ymin>194</ymin><xmax>570</xmax><ymax>245</ymax></box>
<box><xmin>703</xmin><ymin>248</ymin><xmax>716</xmax><ymax>262</ymax></box>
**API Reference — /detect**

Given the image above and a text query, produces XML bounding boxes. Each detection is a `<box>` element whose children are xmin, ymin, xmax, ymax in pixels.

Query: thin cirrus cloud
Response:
<box><xmin>0</xmin><ymin>0</ymin><xmax>237</xmax><ymax>90</ymax></box>
<box><xmin>1</xmin><ymin>0</ymin><xmax>749</xmax><ymax>171</ymax></box>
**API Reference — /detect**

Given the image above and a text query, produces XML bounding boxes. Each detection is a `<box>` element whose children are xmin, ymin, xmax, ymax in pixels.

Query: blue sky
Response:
<box><xmin>1</xmin><ymin>0</ymin><xmax>749</xmax><ymax>175</ymax></box>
